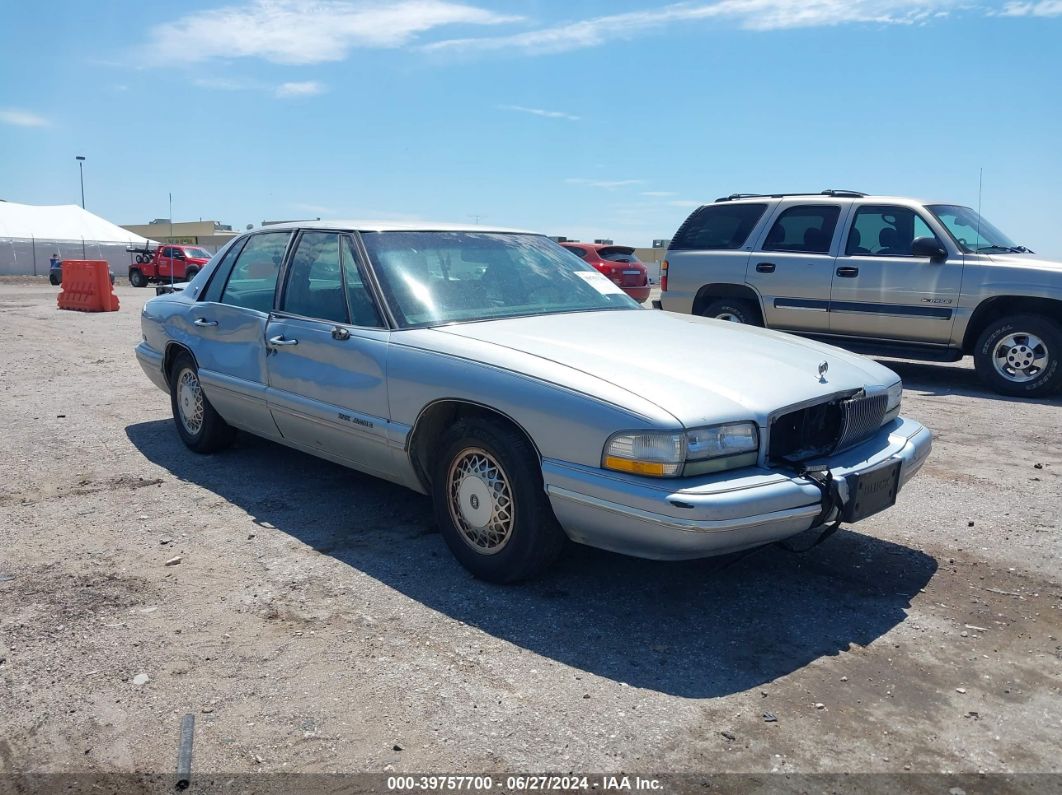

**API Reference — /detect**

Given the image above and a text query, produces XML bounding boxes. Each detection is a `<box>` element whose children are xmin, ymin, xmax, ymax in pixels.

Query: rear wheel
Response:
<box><xmin>974</xmin><ymin>314</ymin><xmax>1062</xmax><ymax>397</ymax></box>
<box><xmin>129</xmin><ymin>269</ymin><xmax>147</xmax><ymax>288</ymax></box>
<box><xmin>432</xmin><ymin>418</ymin><xmax>566</xmax><ymax>583</ymax></box>
<box><xmin>701</xmin><ymin>298</ymin><xmax>760</xmax><ymax>325</ymax></box>
<box><xmin>169</xmin><ymin>352</ymin><xmax>236</xmax><ymax>453</ymax></box>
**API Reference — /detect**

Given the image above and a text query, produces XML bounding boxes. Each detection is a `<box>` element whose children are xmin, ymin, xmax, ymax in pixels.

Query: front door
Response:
<box><xmin>264</xmin><ymin>231</ymin><xmax>394</xmax><ymax>478</ymax></box>
<box><xmin>829</xmin><ymin>204</ymin><xmax>962</xmax><ymax>344</ymax></box>
<box><xmin>746</xmin><ymin>203</ymin><xmax>843</xmax><ymax>332</ymax></box>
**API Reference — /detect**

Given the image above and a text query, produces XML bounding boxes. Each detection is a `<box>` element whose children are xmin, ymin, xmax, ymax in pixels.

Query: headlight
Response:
<box><xmin>884</xmin><ymin>380</ymin><xmax>902</xmax><ymax>423</ymax></box>
<box><xmin>603</xmin><ymin>422</ymin><xmax>759</xmax><ymax>478</ymax></box>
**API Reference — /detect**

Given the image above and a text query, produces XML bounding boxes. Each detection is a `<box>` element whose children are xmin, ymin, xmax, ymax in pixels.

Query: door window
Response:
<box><xmin>220</xmin><ymin>232</ymin><xmax>289</xmax><ymax>313</ymax></box>
<box><xmin>762</xmin><ymin>205</ymin><xmax>840</xmax><ymax>253</ymax></box>
<box><xmin>282</xmin><ymin>232</ymin><xmax>348</xmax><ymax>323</ymax></box>
<box><xmin>845</xmin><ymin>205</ymin><xmax>941</xmax><ymax>257</ymax></box>
<box><xmin>342</xmin><ymin>237</ymin><xmax>384</xmax><ymax>327</ymax></box>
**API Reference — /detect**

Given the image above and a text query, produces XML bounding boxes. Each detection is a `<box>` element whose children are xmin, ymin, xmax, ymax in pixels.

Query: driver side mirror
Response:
<box><xmin>912</xmin><ymin>237</ymin><xmax>947</xmax><ymax>262</ymax></box>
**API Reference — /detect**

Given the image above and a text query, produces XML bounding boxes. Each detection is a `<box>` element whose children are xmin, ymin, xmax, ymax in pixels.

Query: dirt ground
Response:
<box><xmin>0</xmin><ymin>279</ymin><xmax>1060</xmax><ymax>781</ymax></box>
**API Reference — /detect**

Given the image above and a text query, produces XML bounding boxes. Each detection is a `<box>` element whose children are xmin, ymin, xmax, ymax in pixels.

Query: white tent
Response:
<box><xmin>0</xmin><ymin>201</ymin><xmax>157</xmax><ymax>276</ymax></box>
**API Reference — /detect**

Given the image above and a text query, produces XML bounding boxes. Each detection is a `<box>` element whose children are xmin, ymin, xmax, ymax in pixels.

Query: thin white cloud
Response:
<box><xmin>426</xmin><ymin>0</ymin><xmax>969</xmax><ymax>55</ymax></box>
<box><xmin>1001</xmin><ymin>0</ymin><xmax>1062</xmax><ymax>14</ymax></box>
<box><xmin>147</xmin><ymin>0</ymin><xmax>522</xmax><ymax>65</ymax></box>
<box><xmin>498</xmin><ymin>104</ymin><xmax>580</xmax><ymax>121</ymax></box>
<box><xmin>276</xmin><ymin>80</ymin><xmax>326</xmax><ymax>97</ymax></box>
<box><xmin>642</xmin><ymin>191</ymin><xmax>676</xmax><ymax>197</ymax></box>
<box><xmin>0</xmin><ymin>109</ymin><xmax>50</xmax><ymax>127</ymax></box>
<box><xmin>566</xmin><ymin>178</ymin><xmax>644</xmax><ymax>189</ymax></box>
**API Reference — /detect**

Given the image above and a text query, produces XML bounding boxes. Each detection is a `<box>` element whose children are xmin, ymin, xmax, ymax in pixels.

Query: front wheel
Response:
<box><xmin>974</xmin><ymin>314</ymin><xmax>1062</xmax><ymax>397</ymax></box>
<box><xmin>183</xmin><ymin>267</ymin><xmax>199</xmax><ymax>282</ymax></box>
<box><xmin>701</xmin><ymin>298</ymin><xmax>761</xmax><ymax>325</ymax></box>
<box><xmin>129</xmin><ymin>269</ymin><xmax>147</xmax><ymax>288</ymax></box>
<box><xmin>432</xmin><ymin>419</ymin><xmax>566</xmax><ymax>583</ymax></box>
<box><xmin>169</xmin><ymin>352</ymin><xmax>236</xmax><ymax>453</ymax></box>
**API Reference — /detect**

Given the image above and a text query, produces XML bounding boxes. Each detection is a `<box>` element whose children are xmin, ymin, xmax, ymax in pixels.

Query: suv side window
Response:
<box><xmin>670</xmin><ymin>203</ymin><xmax>768</xmax><ymax>250</ymax></box>
<box><xmin>846</xmin><ymin>205</ymin><xmax>941</xmax><ymax>257</ymax></box>
<box><xmin>762</xmin><ymin>205</ymin><xmax>840</xmax><ymax>254</ymax></box>
<box><xmin>282</xmin><ymin>232</ymin><xmax>348</xmax><ymax>323</ymax></box>
<box><xmin>220</xmin><ymin>232</ymin><xmax>290</xmax><ymax>313</ymax></box>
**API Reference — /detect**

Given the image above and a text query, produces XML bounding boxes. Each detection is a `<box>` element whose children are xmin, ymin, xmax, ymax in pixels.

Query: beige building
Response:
<box><xmin>121</xmin><ymin>219</ymin><xmax>239</xmax><ymax>252</ymax></box>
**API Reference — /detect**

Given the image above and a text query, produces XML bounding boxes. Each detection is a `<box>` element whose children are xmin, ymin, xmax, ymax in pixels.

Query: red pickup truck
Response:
<box><xmin>128</xmin><ymin>245</ymin><xmax>213</xmax><ymax>288</ymax></box>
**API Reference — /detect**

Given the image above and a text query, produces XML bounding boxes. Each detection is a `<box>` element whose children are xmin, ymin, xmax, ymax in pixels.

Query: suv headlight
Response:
<box><xmin>603</xmin><ymin>422</ymin><xmax>759</xmax><ymax>478</ymax></box>
<box><xmin>884</xmin><ymin>380</ymin><xmax>902</xmax><ymax>423</ymax></box>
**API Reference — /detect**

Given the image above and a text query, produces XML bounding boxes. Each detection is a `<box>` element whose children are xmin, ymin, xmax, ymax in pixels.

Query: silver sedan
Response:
<box><xmin>136</xmin><ymin>222</ymin><xmax>931</xmax><ymax>582</ymax></box>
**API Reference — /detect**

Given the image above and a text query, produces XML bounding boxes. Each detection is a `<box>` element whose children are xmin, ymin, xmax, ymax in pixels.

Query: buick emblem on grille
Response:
<box><xmin>817</xmin><ymin>361</ymin><xmax>829</xmax><ymax>382</ymax></box>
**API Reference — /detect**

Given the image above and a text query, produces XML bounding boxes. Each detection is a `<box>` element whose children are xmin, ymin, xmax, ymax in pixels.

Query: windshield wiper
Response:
<box><xmin>976</xmin><ymin>244</ymin><xmax>1026</xmax><ymax>254</ymax></box>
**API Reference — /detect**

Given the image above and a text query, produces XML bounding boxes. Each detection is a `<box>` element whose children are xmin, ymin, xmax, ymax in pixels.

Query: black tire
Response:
<box><xmin>169</xmin><ymin>352</ymin><xmax>237</xmax><ymax>453</ymax></box>
<box><xmin>129</xmin><ymin>269</ymin><xmax>147</xmax><ymax>288</ymax></box>
<box><xmin>184</xmin><ymin>267</ymin><xmax>199</xmax><ymax>282</ymax></box>
<box><xmin>702</xmin><ymin>298</ymin><xmax>761</xmax><ymax>326</ymax></box>
<box><xmin>135</xmin><ymin>254</ymin><xmax>146</xmax><ymax>264</ymax></box>
<box><xmin>974</xmin><ymin>314</ymin><xmax>1062</xmax><ymax>397</ymax></box>
<box><xmin>432</xmin><ymin>418</ymin><xmax>567</xmax><ymax>583</ymax></box>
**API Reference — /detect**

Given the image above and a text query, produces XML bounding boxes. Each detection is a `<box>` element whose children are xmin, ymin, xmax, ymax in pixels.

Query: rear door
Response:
<box><xmin>746</xmin><ymin>203</ymin><xmax>843</xmax><ymax>332</ymax></box>
<box><xmin>829</xmin><ymin>204</ymin><xmax>961</xmax><ymax>343</ymax></box>
<box><xmin>264</xmin><ymin>232</ymin><xmax>394</xmax><ymax>477</ymax></box>
<box><xmin>189</xmin><ymin>231</ymin><xmax>291</xmax><ymax>439</ymax></box>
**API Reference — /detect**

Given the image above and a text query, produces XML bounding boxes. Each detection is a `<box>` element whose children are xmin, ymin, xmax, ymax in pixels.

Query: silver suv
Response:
<box><xmin>659</xmin><ymin>190</ymin><xmax>1062</xmax><ymax>397</ymax></box>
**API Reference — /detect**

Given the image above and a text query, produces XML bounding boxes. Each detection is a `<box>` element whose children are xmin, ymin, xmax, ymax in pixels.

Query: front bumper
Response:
<box><xmin>543</xmin><ymin>416</ymin><xmax>931</xmax><ymax>560</ymax></box>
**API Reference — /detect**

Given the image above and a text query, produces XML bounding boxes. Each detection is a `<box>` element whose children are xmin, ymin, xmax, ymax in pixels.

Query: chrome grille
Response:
<box><xmin>835</xmin><ymin>391</ymin><xmax>888</xmax><ymax>452</ymax></box>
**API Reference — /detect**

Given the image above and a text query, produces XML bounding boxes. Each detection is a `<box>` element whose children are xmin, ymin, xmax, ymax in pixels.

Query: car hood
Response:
<box><xmin>431</xmin><ymin>310</ymin><xmax>899</xmax><ymax>428</ymax></box>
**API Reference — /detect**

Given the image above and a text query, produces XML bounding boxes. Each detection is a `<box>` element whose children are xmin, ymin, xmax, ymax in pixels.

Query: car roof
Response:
<box><xmin>258</xmin><ymin>220</ymin><xmax>538</xmax><ymax>235</ymax></box>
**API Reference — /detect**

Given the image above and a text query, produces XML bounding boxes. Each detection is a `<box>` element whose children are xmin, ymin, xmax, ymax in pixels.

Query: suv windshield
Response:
<box><xmin>362</xmin><ymin>232</ymin><xmax>640</xmax><ymax>327</ymax></box>
<box><xmin>927</xmin><ymin>205</ymin><xmax>1022</xmax><ymax>253</ymax></box>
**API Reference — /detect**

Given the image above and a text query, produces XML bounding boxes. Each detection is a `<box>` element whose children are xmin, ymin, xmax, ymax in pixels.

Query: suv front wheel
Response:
<box><xmin>974</xmin><ymin>314</ymin><xmax>1062</xmax><ymax>397</ymax></box>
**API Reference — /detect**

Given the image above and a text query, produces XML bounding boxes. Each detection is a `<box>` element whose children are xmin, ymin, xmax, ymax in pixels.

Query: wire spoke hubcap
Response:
<box><xmin>177</xmin><ymin>369</ymin><xmax>205</xmax><ymax>434</ymax></box>
<box><xmin>993</xmin><ymin>332</ymin><xmax>1049</xmax><ymax>383</ymax></box>
<box><xmin>447</xmin><ymin>447</ymin><xmax>514</xmax><ymax>555</ymax></box>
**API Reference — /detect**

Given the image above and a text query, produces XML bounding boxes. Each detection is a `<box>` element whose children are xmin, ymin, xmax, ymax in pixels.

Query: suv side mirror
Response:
<box><xmin>912</xmin><ymin>236</ymin><xmax>947</xmax><ymax>262</ymax></box>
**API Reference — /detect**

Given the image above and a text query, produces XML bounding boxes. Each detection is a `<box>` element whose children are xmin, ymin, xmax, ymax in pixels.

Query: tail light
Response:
<box><xmin>661</xmin><ymin>260</ymin><xmax>668</xmax><ymax>292</ymax></box>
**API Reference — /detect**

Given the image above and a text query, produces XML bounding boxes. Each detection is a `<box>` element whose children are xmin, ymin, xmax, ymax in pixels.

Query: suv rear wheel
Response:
<box><xmin>701</xmin><ymin>298</ymin><xmax>760</xmax><ymax>326</ymax></box>
<box><xmin>974</xmin><ymin>314</ymin><xmax>1062</xmax><ymax>397</ymax></box>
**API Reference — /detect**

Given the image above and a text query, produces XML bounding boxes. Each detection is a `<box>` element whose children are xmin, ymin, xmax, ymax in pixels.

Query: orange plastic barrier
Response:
<box><xmin>56</xmin><ymin>260</ymin><xmax>120</xmax><ymax>312</ymax></box>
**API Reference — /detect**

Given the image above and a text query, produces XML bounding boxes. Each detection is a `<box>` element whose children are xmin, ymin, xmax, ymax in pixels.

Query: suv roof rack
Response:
<box><xmin>715</xmin><ymin>189</ymin><xmax>867</xmax><ymax>202</ymax></box>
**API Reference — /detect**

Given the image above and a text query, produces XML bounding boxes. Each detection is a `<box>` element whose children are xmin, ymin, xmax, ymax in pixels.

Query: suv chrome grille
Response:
<box><xmin>768</xmin><ymin>391</ymin><xmax>887</xmax><ymax>465</ymax></box>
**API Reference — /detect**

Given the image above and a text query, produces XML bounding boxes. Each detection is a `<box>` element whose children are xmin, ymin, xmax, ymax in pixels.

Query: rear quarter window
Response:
<box><xmin>669</xmin><ymin>204</ymin><xmax>768</xmax><ymax>250</ymax></box>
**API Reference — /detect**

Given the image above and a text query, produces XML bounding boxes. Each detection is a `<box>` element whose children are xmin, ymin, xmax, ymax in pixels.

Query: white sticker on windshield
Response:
<box><xmin>574</xmin><ymin>270</ymin><xmax>626</xmax><ymax>295</ymax></box>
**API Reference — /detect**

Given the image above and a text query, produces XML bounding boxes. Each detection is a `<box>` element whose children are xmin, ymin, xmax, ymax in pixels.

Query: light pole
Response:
<box><xmin>75</xmin><ymin>156</ymin><xmax>86</xmax><ymax>208</ymax></box>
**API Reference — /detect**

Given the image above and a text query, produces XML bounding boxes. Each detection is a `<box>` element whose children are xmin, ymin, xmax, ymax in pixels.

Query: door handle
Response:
<box><xmin>836</xmin><ymin>266</ymin><xmax>860</xmax><ymax>278</ymax></box>
<box><xmin>268</xmin><ymin>335</ymin><xmax>298</xmax><ymax>347</ymax></box>
<box><xmin>756</xmin><ymin>262</ymin><xmax>776</xmax><ymax>273</ymax></box>
<box><xmin>331</xmin><ymin>326</ymin><xmax>351</xmax><ymax>341</ymax></box>
<box><xmin>193</xmin><ymin>317</ymin><xmax>218</xmax><ymax>327</ymax></box>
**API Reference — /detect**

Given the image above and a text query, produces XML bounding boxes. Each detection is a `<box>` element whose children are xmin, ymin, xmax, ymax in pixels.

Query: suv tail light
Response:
<box><xmin>661</xmin><ymin>260</ymin><xmax>668</xmax><ymax>292</ymax></box>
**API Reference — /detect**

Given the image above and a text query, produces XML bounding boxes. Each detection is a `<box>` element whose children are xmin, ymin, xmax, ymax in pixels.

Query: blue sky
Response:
<box><xmin>2</xmin><ymin>0</ymin><xmax>1061</xmax><ymax>255</ymax></box>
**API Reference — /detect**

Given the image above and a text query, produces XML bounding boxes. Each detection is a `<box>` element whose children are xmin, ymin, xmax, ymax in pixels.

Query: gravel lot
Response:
<box><xmin>1</xmin><ymin>279</ymin><xmax>1060</xmax><ymax>779</ymax></box>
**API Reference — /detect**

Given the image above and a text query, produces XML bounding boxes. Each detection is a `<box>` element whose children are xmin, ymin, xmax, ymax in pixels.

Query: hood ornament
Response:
<box><xmin>817</xmin><ymin>361</ymin><xmax>829</xmax><ymax>383</ymax></box>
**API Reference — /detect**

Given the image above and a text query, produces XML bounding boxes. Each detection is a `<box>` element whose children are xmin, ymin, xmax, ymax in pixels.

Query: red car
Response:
<box><xmin>559</xmin><ymin>243</ymin><xmax>651</xmax><ymax>303</ymax></box>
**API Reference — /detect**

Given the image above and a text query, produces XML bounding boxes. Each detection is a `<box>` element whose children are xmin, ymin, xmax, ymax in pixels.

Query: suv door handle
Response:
<box><xmin>193</xmin><ymin>317</ymin><xmax>218</xmax><ymax>327</ymax></box>
<box><xmin>836</xmin><ymin>266</ymin><xmax>860</xmax><ymax>277</ymax></box>
<box><xmin>268</xmin><ymin>335</ymin><xmax>298</xmax><ymax>347</ymax></box>
<box><xmin>755</xmin><ymin>262</ymin><xmax>776</xmax><ymax>273</ymax></box>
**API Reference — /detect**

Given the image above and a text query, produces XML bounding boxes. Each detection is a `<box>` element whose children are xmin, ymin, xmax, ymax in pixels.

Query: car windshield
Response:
<box><xmin>361</xmin><ymin>231</ymin><xmax>641</xmax><ymax>327</ymax></box>
<box><xmin>183</xmin><ymin>247</ymin><xmax>212</xmax><ymax>259</ymax></box>
<box><xmin>927</xmin><ymin>205</ymin><xmax>1021</xmax><ymax>253</ymax></box>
